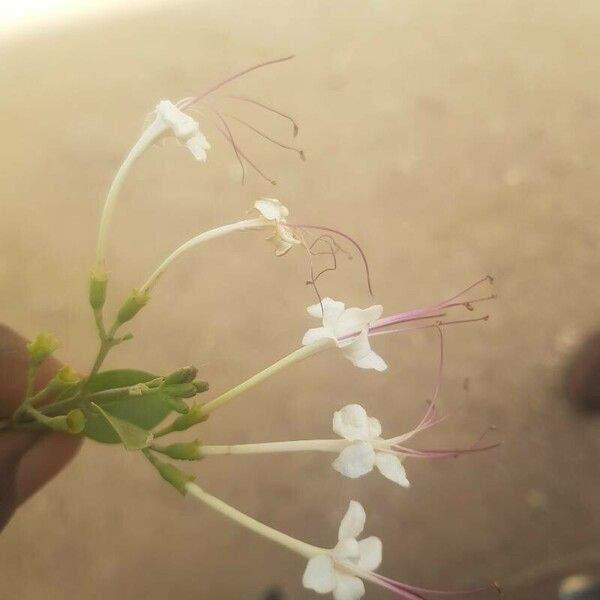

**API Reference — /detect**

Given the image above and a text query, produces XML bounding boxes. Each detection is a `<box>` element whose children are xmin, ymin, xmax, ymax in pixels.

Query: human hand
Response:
<box><xmin>0</xmin><ymin>324</ymin><xmax>81</xmax><ymax>531</ymax></box>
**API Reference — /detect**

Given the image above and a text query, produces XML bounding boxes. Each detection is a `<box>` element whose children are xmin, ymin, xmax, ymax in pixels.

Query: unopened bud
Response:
<box><xmin>164</xmin><ymin>366</ymin><xmax>198</xmax><ymax>385</ymax></box>
<box><xmin>27</xmin><ymin>333</ymin><xmax>58</xmax><ymax>366</ymax></box>
<box><xmin>116</xmin><ymin>289</ymin><xmax>149</xmax><ymax>325</ymax></box>
<box><xmin>166</xmin><ymin>397</ymin><xmax>189</xmax><ymax>414</ymax></box>
<box><xmin>28</xmin><ymin>406</ymin><xmax>85</xmax><ymax>434</ymax></box>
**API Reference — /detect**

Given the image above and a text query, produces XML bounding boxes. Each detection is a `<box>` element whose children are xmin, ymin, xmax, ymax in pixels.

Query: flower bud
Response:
<box><xmin>116</xmin><ymin>289</ymin><xmax>150</xmax><ymax>325</ymax></box>
<box><xmin>164</xmin><ymin>366</ymin><xmax>198</xmax><ymax>385</ymax></box>
<box><xmin>153</xmin><ymin>440</ymin><xmax>202</xmax><ymax>461</ymax></box>
<box><xmin>28</xmin><ymin>406</ymin><xmax>85</xmax><ymax>434</ymax></box>
<box><xmin>166</xmin><ymin>397</ymin><xmax>189</xmax><ymax>414</ymax></box>
<box><xmin>27</xmin><ymin>333</ymin><xmax>58</xmax><ymax>366</ymax></box>
<box><xmin>89</xmin><ymin>269</ymin><xmax>108</xmax><ymax>310</ymax></box>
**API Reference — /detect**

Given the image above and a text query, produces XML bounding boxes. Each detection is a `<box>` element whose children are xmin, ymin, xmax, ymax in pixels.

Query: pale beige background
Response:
<box><xmin>1</xmin><ymin>1</ymin><xmax>599</xmax><ymax>599</ymax></box>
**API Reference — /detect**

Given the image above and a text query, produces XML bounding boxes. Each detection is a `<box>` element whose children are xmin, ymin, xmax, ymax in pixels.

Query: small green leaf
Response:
<box><xmin>90</xmin><ymin>403</ymin><xmax>152</xmax><ymax>450</ymax></box>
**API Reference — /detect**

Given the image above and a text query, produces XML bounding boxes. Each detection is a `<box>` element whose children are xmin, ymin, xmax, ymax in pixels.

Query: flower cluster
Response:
<box><xmin>5</xmin><ymin>58</ymin><xmax>499</xmax><ymax>599</ymax></box>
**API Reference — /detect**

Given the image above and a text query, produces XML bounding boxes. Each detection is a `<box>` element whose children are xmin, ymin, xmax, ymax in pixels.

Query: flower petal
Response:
<box><xmin>303</xmin><ymin>555</ymin><xmax>337</xmax><ymax>594</ymax></box>
<box><xmin>341</xmin><ymin>329</ymin><xmax>388</xmax><ymax>371</ymax></box>
<box><xmin>307</xmin><ymin>297</ymin><xmax>345</xmax><ymax>321</ymax></box>
<box><xmin>333</xmin><ymin>575</ymin><xmax>365</xmax><ymax>600</ymax></box>
<box><xmin>334</xmin><ymin>305</ymin><xmax>383</xmax><ymax>338</ymax></box>
<box><xmin>254</xmin><ymin>198</ymin><xmax>287</xmax><ymax>221</ymax></box>
<box><xmin>185</xmin><ymin>134</ymin><xmax>210</xmax><ymax>162</ymax></box>
<box><xmin>332</xmin><ymin>404</ymin><xmax>371</xmax><ymax>441</ymax></box>
<box><xmin>357</xmin><ymin>536</ymin><xmax>382</xmax><ymax>571</ymax></box>
<box><xmin>368</xmin><ymin>417</ymin><xmax>382</xmax><ymax>439</ymax></box>
<box><xmin>333</xmin><ymin>442</ymin><xmax>376</xmax><ymax>479</ymax></box>
<box><xmin>302</xmin><ymin>327</ymin><xmax>333</xmax><ymax>346</ymax></box>
<box><xmin>338</xmin><ymin>500</ymin><xmax>366</xmax><ymax>541</ymax></box>
<box><xmin>333</xmin><ymin>537</ymin><xmax>360</xmax><ymax>562</ymax></box>
<box><xmin>322</xmin><ymin>299</ymin><xmax>348</xmax><ymax>331</ymax></box>
<box><xmin>375</xmin><ymin>452</ymin><xmax>410</xmax><ymax>487</ymax></box>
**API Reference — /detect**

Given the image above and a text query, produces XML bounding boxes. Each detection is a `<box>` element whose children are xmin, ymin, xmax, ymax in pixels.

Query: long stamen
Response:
<box><xmin>224</xmin><ymin>113</ymin><xmax>305</xmax><ymax>160</ymax></box>
<box><xmin>291</xmin><ymin>224</ymin><xmax>373</xmax><ymax>295</ymax></box>
<box><xmin>202</xmin><ymin>104</ymin><xmax>247</xmax><ymax>182</ymax></box>
<box><xmin>223</xmin><ymin>95</ymin><xmax>300</xmax><ymax>136</ymax></box>
<box><xmin>212</xmin><ymin>117</ymin><xmax>277</xmax><ymax>185</ymax></box>
<box><xmin>179</xmin><ymin>55</ymin><xmax>295</xmax><ymax>111</ymax></box>
<box><xmin>371</xmin><ymin>277</ymin><xmax>493</xmax><ymax>331</ymax></box>
<box><xmin>367</xmin><ymin>569</ymin><xmax>499</xmax><ymax>598</ymax></box>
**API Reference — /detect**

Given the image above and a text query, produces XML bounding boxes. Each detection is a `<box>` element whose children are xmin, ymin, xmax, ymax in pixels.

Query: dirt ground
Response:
<box><xmin>0</xmin><ymin>1</ymin><xmax>599</xmax><ymax>599</ymax></box>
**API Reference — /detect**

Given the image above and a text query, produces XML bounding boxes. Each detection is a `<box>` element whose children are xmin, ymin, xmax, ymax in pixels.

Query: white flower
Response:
<box><xmin>253</xmin><ymin>198</ymin><xmax>301</xmax><ymax>256</ymax></box>
<box><xmin>332</xmin><ymin>404</ymin><xmax>409</xmax><ymax>487</ymax></box>
<box><xmin>149</xmin><ymin>100</ymin><xmax>211</xmax><ymax>161</ymax></box>
<box><xmin>303</xmin><ymin>501</ymin><xmax>382</xmax><ymax>600</ymax></box>
<box><xmin>302</xmin><ymin>298</ymin><xmax>387</xmax><ymax>371</ymax></box>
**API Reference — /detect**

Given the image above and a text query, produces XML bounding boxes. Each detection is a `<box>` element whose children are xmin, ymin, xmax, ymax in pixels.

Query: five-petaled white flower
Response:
<box><xmin>303</xmin><ymin>501</ymin><xmax>382</xmax><ymax>600</ymax></box>
<box><xmin>332</xmin><ymin>404</ymin><xmax>409</xmax><ymax>487</ymax></box>
<box><xmin>148</xmin><ymin>100</ymin><xmax>211</xmax><ymax>162</ymax></box>
<box><xmin>253</xmin><ymin>198</ymin><xmax>301</xmax><ymax>256</ymax></box>
<box><xmin>302</xmin><ymin>298</ymin><xmax>387</xmax><ymax>371</ymax></box>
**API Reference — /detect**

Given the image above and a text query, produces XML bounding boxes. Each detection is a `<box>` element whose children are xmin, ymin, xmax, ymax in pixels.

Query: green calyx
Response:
<box><xmin>151</xmin><ymin>439</ymin><xmax>202</xmax><ymax>461</ymax></box>
<box><xmin>27</xmin><ymin>333</ymin><xmax>58</xmax><ymax>366</ymax></box>
<box><xmin>27</xmin><ymin>406</ymin><xmax>85</xmax><ymax>434</ymax></box>
<box><xmin>116</xmin><ymin>289</ymin><xmax>150</xmax><ymax>325</ymax></box>
<box><xmin>89</xmin><ymin>269</ymin><xmax>108</xmax><ymax>310</ymax></box>
<box><xmin>143</xmin><ymin>450</ymin><xmax>195</xmax><ymax>495</ymax></box>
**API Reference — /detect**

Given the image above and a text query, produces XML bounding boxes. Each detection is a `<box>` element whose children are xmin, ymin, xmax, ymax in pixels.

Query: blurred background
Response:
<box><xmin>0</xmin><ymin>1</ymin><xmax>599</xmax><ymax>598</ymax></box>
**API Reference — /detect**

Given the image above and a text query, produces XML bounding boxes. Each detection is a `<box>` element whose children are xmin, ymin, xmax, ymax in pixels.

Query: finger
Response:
<box><xmin>0</xmin><ymin>324</ymin><xmax>82</xmax><ymax>530</ymax></box>
<box><xmin>0</xmin><ymin>323</ymin><xmax>62</xmax><ymax>417</ymax></box>
<box><xmin>16</xmin><ymin>431</ymin><xmax>82</xmax><ymax>505</ymax></box>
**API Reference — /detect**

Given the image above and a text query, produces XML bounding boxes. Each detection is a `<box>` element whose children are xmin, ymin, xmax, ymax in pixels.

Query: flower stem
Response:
<box><xmin>201</xmin><ymin>438</ymin><xmax>347</xmax><ymax>456</ymax></box>
<box><xmin>200</xmin><ymin>341</ymin><xmax>331</xmax><ymax>416</ymax></box>
<box><xmin>185</xmin><ymin>482</ymin><xmax>321</xmax><ymax>558</ymax></box>
<box><xmin>95</xmin><ymin>124</ymin><xmax>165</xmax><ymax>267</ymax></box>
<box><xmin>139</xmin><ymin>218</ymin><xmax>265</xmax><ymax>293</ymax></box>
<box><xmin>12</xmin><ymin>363</ymin><xmax>37</xmax><ymax>420</ymax></box>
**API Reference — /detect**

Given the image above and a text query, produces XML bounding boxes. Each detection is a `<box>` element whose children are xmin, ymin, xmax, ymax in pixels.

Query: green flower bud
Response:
<box><xmin>89</xmin><ymin>269</ymin><xmax>108</xmax><ymax>310</ymax></box>
<box><xmin>54</xmin><ymin>366</ymin><xmax>81</xmax><ymax>386</ymax></box>
<box><xmin>164</xmin><ymin>382</ymin><xmax>199</xmax><ymax>399</ymax></box>
<box><xmin>166</xmin><ymin>397</ymin><xmax>189</xmax><ymax>414</ymax></box>
<box><xmin>152</xmin><ymin>440</ymin><xmax>202</xmax><ymax>461</ymax></box>
<box><xmin>145</xmin><ymin>451</ymin><xmax>194</xmax><ymax>495</ymax></box>
<box><xmin>116</xmin><ymin>289</ymin><xmax>149</xmax><ymax>325</ymax></box>
<box><xmin>193</xmin><ymin>380</ymin><xmax>209</xmax><ymax>394</ymax></box>
<box><xmin>27</xmin><ymin>333</ymin><xmax>58</xmax><ymax>366</ymax></box>
<box><xmin>27</xmin><ymin>406</ymin><xmax>85</xmax><ymax>434</ymax></box>
<box><xmin>164</xmin><ymin>366</ymin><xmax>198</xmax><ymax>385</ymax></box>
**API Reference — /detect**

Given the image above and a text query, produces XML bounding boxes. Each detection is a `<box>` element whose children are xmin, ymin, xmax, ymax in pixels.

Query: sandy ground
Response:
<box><xmin>0</xmin><ymin>1</ymin><xmax>599</xmax><ymax>599</ymax></box>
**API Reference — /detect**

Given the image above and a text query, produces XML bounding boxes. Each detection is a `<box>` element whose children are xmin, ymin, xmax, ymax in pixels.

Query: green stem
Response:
<box><xmin>13</xmin><ymin>363</ymin><xmax>38</xmax><ymax>420</ymax></box>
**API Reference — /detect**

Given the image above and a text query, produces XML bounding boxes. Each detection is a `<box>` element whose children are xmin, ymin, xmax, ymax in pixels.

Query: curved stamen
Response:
<box><xmin>179</xmin><ymin>55</ymin><xmax>295</xmax><ymax>111</ymax></box>
<box><xmin>223</xmin><ymin>94</ymin><xmax>300</xmax><ymax>136</ymax></box>
<box><xmin>291</xmin><ymin>223</ymin><xmax>373</xmax><ymax>295</ymax></box>
<box><xmin>224</xmin><ymin>113</ymin><xmax>305</xmax><ymax>160</ymax></box>
<box><xmin>212</xmin><ymin>117</ymin><xmax>277</xmax><ymax>185</ymax></box>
